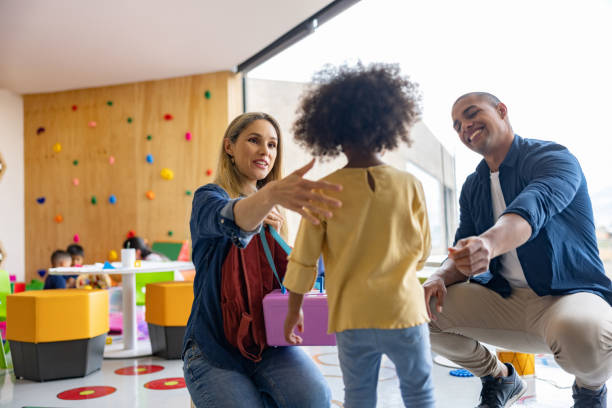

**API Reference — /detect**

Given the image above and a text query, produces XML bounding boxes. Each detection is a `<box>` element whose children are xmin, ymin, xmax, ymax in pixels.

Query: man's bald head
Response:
<box><xmin>453</xmin><ymin>92</ymin><xmax>501</xmax><ymax>108</ymax></box>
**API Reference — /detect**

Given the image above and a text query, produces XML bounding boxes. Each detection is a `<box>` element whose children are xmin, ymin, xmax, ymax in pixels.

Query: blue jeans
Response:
<box><xmin>336</xmin><ymin>324</ymin><xmax>435</xmax><ymax>408</ymax></box>
<box><xmin>183</xmin><ymin>340</ymin><xmax>331</xmax><ymax>408</ymax></box>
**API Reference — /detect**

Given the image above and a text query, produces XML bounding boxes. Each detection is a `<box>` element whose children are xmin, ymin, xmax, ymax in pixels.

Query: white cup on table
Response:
<box><xmin>121</xmin><ymin>248</ymin><xmax>136</xmax><ymax>268</ymax></box>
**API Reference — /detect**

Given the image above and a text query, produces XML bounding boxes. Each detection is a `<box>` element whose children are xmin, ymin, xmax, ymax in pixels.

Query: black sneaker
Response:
<box><xmin>572</xmin><ymin>382</ymin><xmax>607</xmax><ymax>408</ymax></box>
<box><xmin>476</xmin><ymin>363</ymin><xmax>527</xmax><ymax>407</ymax></box>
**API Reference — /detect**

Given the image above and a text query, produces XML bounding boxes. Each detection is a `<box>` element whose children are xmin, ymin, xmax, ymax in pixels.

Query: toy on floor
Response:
<box><xmin>449</xmin><ymin>368</ymin><xmax>473</xmax><ymax>377</ymax></box>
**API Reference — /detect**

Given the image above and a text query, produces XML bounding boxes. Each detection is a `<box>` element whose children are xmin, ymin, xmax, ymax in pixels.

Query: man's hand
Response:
<box><xmin>423</xmin><ymin>276</ymin><xmax>447</xmax><ymax>321</ymax></box>
<box><xmin>448</xmin><ymin>236</ymin><xmax>493</xmax><ymax>277</ymax></box>
<box><xmin>284</xmin><ymin>308</ymin><xmax>304</xmax><ymax>345</ymax></box>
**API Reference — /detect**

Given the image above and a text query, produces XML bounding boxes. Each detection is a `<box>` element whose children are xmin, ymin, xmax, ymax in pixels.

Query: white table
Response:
<box><xmin>49</xmin><ymin>260</ymin><xmax>194</xmax><ymax>358</ymax></box>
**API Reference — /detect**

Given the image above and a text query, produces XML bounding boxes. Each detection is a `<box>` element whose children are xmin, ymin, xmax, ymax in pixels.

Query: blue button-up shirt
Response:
<box><xmin>456</xmin><ymin>135</ymin><xmax>611</xmax><ymax>304</ymax></box>
<box><xmin>182</xmin><ymin>184</ymin><xmax>263</xmax><ymax>372</ymax></box>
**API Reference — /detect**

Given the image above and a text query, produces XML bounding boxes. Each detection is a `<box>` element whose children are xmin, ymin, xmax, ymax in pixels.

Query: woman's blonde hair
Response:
<box><xmin>214</xmin><ymin>112</ymin><xmax>288</xmax><ymax>238</ymax></box>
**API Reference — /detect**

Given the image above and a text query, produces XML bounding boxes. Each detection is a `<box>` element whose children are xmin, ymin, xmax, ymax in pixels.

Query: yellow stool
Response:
<box><xmin>145</xmin><ymin>282</ymin><xmax>194</xmax><ymax>359</ymax></box>
<box><xmin>7</xmin><ymin>289</ymin><xmax>109</xmax><ymax>381</ymax></box>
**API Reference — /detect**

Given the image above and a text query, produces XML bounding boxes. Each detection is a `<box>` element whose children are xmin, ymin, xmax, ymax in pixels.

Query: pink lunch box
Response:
<box><xmin>263</xmin><ymin>289</ymin><xmax>336</xmax><ymax>346</ymax></box>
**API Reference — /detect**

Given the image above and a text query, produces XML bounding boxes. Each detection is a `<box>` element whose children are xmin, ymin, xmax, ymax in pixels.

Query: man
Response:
<box><xmin>424</xmin><ymin>92</ymin><xmax>612</xmax><ymax>407</ymax></box>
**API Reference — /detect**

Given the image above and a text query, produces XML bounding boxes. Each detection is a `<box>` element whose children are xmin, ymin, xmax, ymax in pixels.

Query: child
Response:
<box><xmin>44</xmin><ymin>250</ymin><xmax>75</xmax><ymax>289</ymax></box>
<box><xmin>283</xmin><ymin>63</ymin><xmax>435</xmax><ymax>407</ymax></box>
<box><xmin>67</xmin><ymin>244</ymin><xmax>84</xmax><ymax>266</ymax></box>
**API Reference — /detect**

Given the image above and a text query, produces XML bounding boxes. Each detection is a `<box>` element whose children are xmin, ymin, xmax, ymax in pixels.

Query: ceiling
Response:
<box><xmin>0</xmin><ymin>0</ymin><xmax>333</xmax><ymax>94</ymax></box>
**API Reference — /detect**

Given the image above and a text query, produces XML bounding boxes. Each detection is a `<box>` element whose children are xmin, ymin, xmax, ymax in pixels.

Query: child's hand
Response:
<box><xmin>66</xmin><ymin>277</ymin><xmax>76</xmax><ymax>288</ymax></box>
<box><xmin>283</xmin><ymin>308</ymin><xmax>304</xmax><ymax>345</ymax></box>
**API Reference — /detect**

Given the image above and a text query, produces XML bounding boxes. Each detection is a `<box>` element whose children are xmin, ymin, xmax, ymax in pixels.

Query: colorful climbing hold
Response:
<box><xmin>72</xmin><ymin>178</ymin><xmax>79</xmax><ymax>186</ymax></box>
<box><xmin>91</xmin><ymin>196</ymin><xmax>97</xmax><ymax>205</ymax></box>
<box><xmin>185</xmin><ymin>132</ymin><xmax>192</xmax><ymax>141</ymax></box>
<box><xmin>146</xmin><ymin>190</ymin><xmax>155</xmax><ymax>200</ymax></box>
<box><xmin>54</xmin><ymin>214</ymin><xmax>64</xmax><ymax>223</ymax></box>
<box><xmin>36</xmin><ymin>197</ymin><xmax>46</xmax><ymax>204</ymax></box>
<box><xmin>109</xmin><ymin>156</ymin><xmax>115</xmax><ymax>165</ymax></box>
<box><xmin>127</xmin><ymin>117</ymin><xmax>133</xmax><ymax>124</ymax></box>
<box><xmin>160</xmin><ymin>168</ymin><xmax>174</xmax><ymax>180</ymax></box>
<box><xmin>146</xmin><ymin>154</ymin><xmax>154</xmax><ymax>164</ymax></box>
<box><xmin>73</xmin><ymin>159</ymin><xmax>79</xmax><ymax>166</ymax></box>
<box><xmin>36</xmin><ymin>127</ymin><xmax>45</xmax><ymax>135</ymax></box>
<box><xmin>108</xmin><ymin>251</ymin><xmax>118</xmax><ymax>262</ymax></box>
<box><xmin>206</xmin><ymin>168</ymin><xmax>213</xmax><ymax>176</ymax></box>
<box><xmin>168</xmin><ymin>230</ymin><xmax>173</xmax><ymax>237</ymax></box>
<box><xmin>163</xmin><ymin>113</ymin><xmax>173</xmax><ymax>121</ymax></box>
<box><xmin>146</xmin><ymin>134</ymin><xmax>152</xmax><ymax>141</ymax></box>
<box><xmin>88</xmin><ymin>121</ymin><xmax>97</xmax><ymax>128</ymax></box>
<box><xmin>185</xmin><ymin>190</ymin><xmax>192</xmax><ymax>196</ymax></box>
<box><xmin>73</xmin><ymin>234</ymin><xmax>80</xmax><ymax>243</ymax></box>
<box><xmin>109</xmin><ymin>195</ymin><xmax>117</xmax><ymax>204</ymax></box>
<box><xmin>107</xmin><ymin>100</ymin><xmax>113</xmax><ymax>106</ymax></box>
<box><xmin>72</xmin><ymin>105</ymin><xmax>78</xmax><ymax>111</ymax></box>
<box><xmin>53</xmin><ymin>143</ymin><xmax>62</xmax><ymax>153</ymax></box>
<box><xmin>204</xmin><ymin>90</ymin><xmax>211</xmax><ymax>99</ymax></box>
<box><xmin>38</xmin><ymin>269</ymin><xmax>46</xmax><ymax>278</ymax></box>
<box><xmin>126</xmin><ymin>230</ymin><xmax>136</xmax><ymax>239</ymax></box>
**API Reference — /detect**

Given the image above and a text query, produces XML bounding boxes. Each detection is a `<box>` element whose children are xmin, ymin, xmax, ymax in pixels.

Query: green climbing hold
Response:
<box><xmin>91</xmin><ymin>196</ymin><xmax>97</xmax><ymax>205</ymax></box>
<box><xmin>127</xmin><ymin>117</ymin><xmax>133</xmax><ymax>123</ymax></box>
<box><xmin>146</xmin><ymin>134</ymin><xmax>152</xmax><ymax>140</ymax></box>
<box><xmin>185</xmin><ymin>190</ymin><xmax>192</xmax><ymax>196</ymax></box>
<box><xmin>107</xmin><ymin>100</ymin><xmax>113</xmax><ymax>106</ymax></box>
<box><xmin>73</xmin><ymin>159</ymin><xmax>78</xmax><ymax>166</ymax></box>
<box><xmin>204</xmin><ymin>90</ymin><xmax>211</xmax><ymax>99</ymax></box>
<box><xmin>168</xmin><ymin>230</ymin><xmax>173</xmax><ymax>237</ymax></box>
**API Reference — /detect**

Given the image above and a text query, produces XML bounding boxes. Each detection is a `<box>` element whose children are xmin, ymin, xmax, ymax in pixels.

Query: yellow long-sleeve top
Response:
<box><xmin>283</xmin><ymin>164</ymin><xmax>432</xmax><ymax>333</ymax></box>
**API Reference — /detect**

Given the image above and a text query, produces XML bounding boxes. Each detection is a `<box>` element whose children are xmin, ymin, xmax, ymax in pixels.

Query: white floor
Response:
<box><xmin>0</xmin><ymin>343</ymin><xmax>609</xmax><ymax>407</ymax></box>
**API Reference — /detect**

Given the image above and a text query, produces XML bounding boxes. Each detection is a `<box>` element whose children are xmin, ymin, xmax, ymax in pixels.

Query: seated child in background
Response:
<box><xmin>283</xmin><ymin>63</ymin><xmax>435</xmax><ymax>407</ymax></box>
<box><xmin>44</xmin><ymin>250</ymin><xmax>76</xmax><ymax>289</ymax></box>
<box><xmin>66</xmin><ymin>243</ymin><xmax>111</xmax><ymax>289</ymax></box>
<box><xmin>67</xmin><ymin>243</ymin><xmax>84</xmax><ymax>266</ymax></box>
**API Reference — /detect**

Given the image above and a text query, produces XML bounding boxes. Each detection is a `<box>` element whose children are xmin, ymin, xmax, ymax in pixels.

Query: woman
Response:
<box><xmin>183</xmin><ymin>112</ymin><xmax>341</xmax><ymax>407</ymax></box>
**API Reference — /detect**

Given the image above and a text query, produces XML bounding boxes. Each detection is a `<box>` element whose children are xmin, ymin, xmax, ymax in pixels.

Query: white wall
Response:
<box><xmin>0</xmin><ymin>89</ymin><xmax>24</xmax><ymax>281</ymax></box>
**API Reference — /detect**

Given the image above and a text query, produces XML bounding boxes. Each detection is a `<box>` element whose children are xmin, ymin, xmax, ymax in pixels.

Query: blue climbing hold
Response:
<box><xmin>146</xmin><ymin>154</ymin><xmax>154</xmax><ymax>164</ymax></box>
<box><xmin>37</xmin><ymin>269</ymin><xmax>46</xmax><ymax>277</ymax></box>
<box><xmin>449</xmin><ymin>369</ymin><xmax>474</xmax><ymax>377</ymax></box>
<box><xmin>109</xmin><ymin>195</ymin><xmax>117</xmax><ymax>204</ymax></box>
<box><xmin>36</xmin><ymin>197</ymin><xmax>46</xmax><ymax>204</ymax></box>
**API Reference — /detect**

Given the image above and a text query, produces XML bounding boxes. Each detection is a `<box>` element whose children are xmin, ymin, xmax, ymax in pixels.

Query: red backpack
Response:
<box><xmin>220</xmin><ymin>226</ymin><xmax>288</xmax><ymax>362</ymax></box>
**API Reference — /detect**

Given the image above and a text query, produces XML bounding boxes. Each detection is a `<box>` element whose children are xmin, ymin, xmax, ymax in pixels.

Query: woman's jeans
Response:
<box><xmin>336</xmin><ymin>324</ymin><xmax>435</xmax><ymax>408</ymax></box>
<box><xmin>183</xmin><ymin>340</ymin><xmax>331</xmax><ymax>408</ymax></box>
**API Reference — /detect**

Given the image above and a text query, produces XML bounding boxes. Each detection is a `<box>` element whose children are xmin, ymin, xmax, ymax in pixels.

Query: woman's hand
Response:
<box><xmin>267</xmin><ymin>159</ymin><xmax>343</xmax><ymax>225</ymax></box>
<box><xmin>284</xmin><ymin>308</ymin><xmax>304</xmax><ymax>345</ymax></box>
<box><xmin>264</xmin><ymin>206</ymin><xmax>285</xmax><ymax>232</ymax></box>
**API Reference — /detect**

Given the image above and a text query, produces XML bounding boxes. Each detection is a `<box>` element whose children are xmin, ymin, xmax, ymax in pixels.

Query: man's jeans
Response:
<box><xmin>183</xmin><ymin>340</ymin><xmax>331</xmax><ymax>408</ymax></box>
<box><xmin>336</xmin><ymin>324</ymin><xmax>435</xmax><ymax>408</ymax></box>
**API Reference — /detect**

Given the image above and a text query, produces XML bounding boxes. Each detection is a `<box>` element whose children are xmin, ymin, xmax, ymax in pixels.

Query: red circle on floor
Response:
<box><xmin>115</xmin><ymin>364</ymin><xmax>165</xmax><ymax>375</ymax></box>
<box><xmin>57</xmin><ymin>386</ymin><xmax>116</xmax><ymax>400</ymax></box>
<box><xmin>144</xmin><ymin>377</ymin><xmax>186</xmax><ymax>390</ymax></box>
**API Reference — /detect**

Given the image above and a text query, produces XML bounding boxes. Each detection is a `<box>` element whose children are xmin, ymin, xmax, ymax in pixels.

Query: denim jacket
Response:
<box><xmin>457</xmin><ymin>135</ymin><xmax>611</xmax><ymax>305</ymax></box>
<box><xmin>182</xmin><ymin>184</ymin><xmax>263</xmax><ymax>372</ymax></box>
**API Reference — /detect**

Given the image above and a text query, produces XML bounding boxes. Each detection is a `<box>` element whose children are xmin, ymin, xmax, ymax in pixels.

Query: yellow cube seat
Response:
<box><xmin>7</xmin><ymin>289</ymin><xmax>109</xmax><ymax>381</ymax></box>
<box><xmin>145</xmin><ymin>282</ymin><xmax>193</xmax><ymax>359</ymax></box>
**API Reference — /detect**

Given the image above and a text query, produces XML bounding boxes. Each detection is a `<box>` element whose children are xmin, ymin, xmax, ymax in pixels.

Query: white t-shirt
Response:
<box><xmin>490</xmin><ymin>171</ymin><xmax>529</xmax><ymax>288</ymax></box>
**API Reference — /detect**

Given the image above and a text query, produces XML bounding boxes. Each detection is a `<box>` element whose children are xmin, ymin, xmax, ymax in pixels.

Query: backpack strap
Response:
<box><xmin>259</xmin><ymin>226</ymin><xmax>290</xmax><ymax>294</ymax></box>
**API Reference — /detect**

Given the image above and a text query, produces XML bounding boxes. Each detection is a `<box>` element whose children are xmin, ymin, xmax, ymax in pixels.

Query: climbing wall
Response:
<box><xmin>24</xmin><ymin>71</ymin><xmax>242</xmax><ymax>281</ymax></box>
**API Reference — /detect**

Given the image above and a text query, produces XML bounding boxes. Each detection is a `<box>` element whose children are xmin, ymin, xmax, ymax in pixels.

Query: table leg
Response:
<box><xmin>104</xmin><ymin>274</ymin><xmax>151</xmax><ymax>358</ymax></box>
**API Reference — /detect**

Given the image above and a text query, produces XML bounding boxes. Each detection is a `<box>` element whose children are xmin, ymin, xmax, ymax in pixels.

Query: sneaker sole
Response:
<box><xmin>504</xmin><ymin>379</ymin><xmax>528</xmax><ymax>407</ymax></box>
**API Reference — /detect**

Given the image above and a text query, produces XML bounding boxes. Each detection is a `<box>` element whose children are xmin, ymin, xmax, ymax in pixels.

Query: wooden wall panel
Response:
<box><xmin>24</xmin><ymin>71</ymin><xmax>242</xmax><ymax>281</ymax></box>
